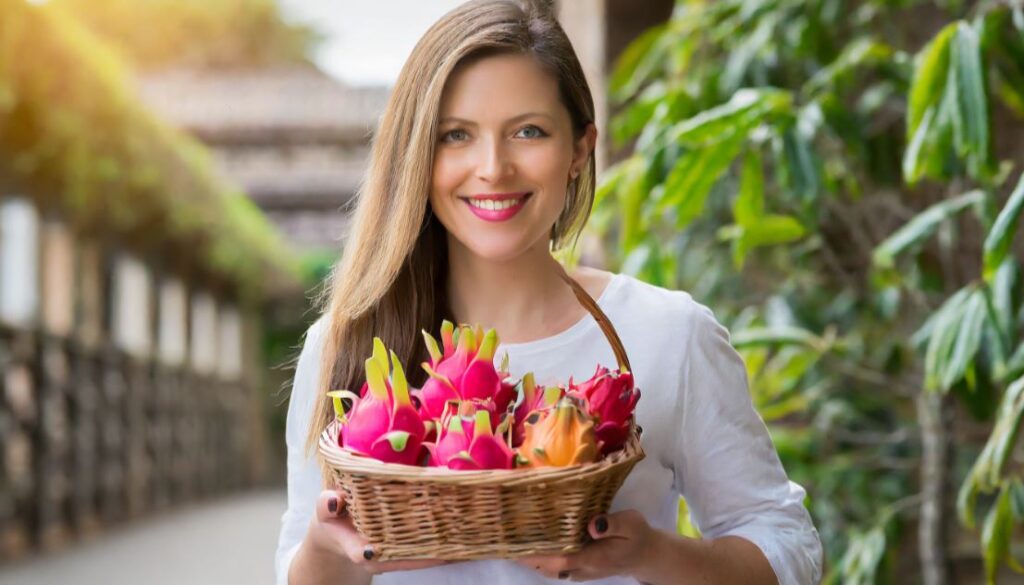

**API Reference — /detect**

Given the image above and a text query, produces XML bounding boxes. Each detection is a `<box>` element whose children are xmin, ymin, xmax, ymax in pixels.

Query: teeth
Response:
<box><xmin>469</xmin><ymin>197</ymin><xmax>523</xmax><ymax>211</ymax></box>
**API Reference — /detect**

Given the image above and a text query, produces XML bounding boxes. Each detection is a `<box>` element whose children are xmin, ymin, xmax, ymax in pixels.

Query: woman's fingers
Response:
<box><xmin>315</xmin><ymin>489</ymin><xmax>347</xmax><ymax>523</ymax></box>
<box><xmin>313</xmin><ymin>490</ymin><xmax>374</xmax><ymax>565</ymax></box>
<box><xmin>313</xmin><ymin>490</ymin><xmax>453</xmax><ymax>574</ymax></box>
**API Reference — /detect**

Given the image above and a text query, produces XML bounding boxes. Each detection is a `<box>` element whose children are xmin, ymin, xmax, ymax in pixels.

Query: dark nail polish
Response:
<box><xmin>595</xmin><ymin>516</ymin><xmax>608</xmax><ymax>534</ymax></box>
<box><xmin>558</xmin><ymin>570</ymin><xmax>570</xmax><ymax>579</ymax></box>
<box><xmin>363</xmin><ymin>547</ymin><xmax>375</xmax><ymax>560</ymax></box>
<box><xmin>327</xmin><ymin>497</ymin><xmax>338</xmax><ymax>513</ymax></box>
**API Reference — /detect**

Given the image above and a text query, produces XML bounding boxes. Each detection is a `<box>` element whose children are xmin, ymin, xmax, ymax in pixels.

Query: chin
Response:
<box><xmin>455</xmin><ymin>233</ymin><xmax>538</xmax><ymax>263</ymax></box>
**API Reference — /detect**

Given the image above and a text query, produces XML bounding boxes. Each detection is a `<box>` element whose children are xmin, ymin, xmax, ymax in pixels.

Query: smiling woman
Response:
<box><xmin>276</xmin><ymin>1</ymin><xmax>823</xmax><ymax>584</ymax></box>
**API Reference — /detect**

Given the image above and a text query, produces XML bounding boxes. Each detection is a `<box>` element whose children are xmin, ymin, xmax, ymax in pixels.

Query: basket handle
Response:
<box><xmin>553</xmin><ymin>261</ymin><xmax>632</xmax><ymax>374</ymax></box>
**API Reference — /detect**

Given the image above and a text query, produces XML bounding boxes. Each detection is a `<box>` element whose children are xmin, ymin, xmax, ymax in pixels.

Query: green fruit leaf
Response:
<box><xmin>384</xmin><ymin>431</ymin><xmax>411</xmax><ymax>452</ymax></box>
<box><xmin>983</xmin><ymin>172</ymin><xmax>1024</xmax><ymax>281</ymax></box>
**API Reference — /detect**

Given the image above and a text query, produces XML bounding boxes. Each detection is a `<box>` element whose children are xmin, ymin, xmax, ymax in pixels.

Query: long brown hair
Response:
<box><xmin>306</xmin><ymin>0</ymin><xmax>598</xmax><ymax>452</ymax></box>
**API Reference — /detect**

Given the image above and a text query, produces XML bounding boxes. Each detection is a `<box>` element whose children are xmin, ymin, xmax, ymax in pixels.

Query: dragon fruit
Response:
<box><xmin>416</xmin><ymin>321</ymin><xmax>517</xmax><ymax>429</ymax></box>
<box><xmin>516</xmin><ymin>397</ymin><xmax>599</xmax><ymax>468</ymax></box>
<box><xmin>511</xmin><ymin>373</ymin><xmax>564</xmax><ymax>447</ymax></box>
<box><xmin>425</xmin><ymin>408</ymin><xmax>515</xmax><ymax>470</ymax></box>
<box><xmin>567</xmin><ymin>366</ymin><xmax>639</xmax><ymax>455</ymax></box>
<box><xmin>334</xmin><ymin>338</ymin><xmax>426</xmax><ymax>466</ymax></box>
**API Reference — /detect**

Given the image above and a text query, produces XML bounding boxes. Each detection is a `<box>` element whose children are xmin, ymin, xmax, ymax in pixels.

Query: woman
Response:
<box><xmin>276</xmin><ymin>1</ymin><xmax>822</xmax><ymax>583</ymax></box>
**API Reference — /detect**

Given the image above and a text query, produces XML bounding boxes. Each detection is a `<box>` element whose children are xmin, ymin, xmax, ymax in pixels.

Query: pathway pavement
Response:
<box><xmin>0</xmin><ymin>488</ymin><xmax>286</xmax><ymax>585</ymax></box>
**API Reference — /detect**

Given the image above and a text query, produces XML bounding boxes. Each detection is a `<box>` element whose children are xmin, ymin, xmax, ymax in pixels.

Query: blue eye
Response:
<box><xmin>441</xmin><ymin>129</ymin><xmax>468</xmax><ymax>143</ymax></box>
<box><xmin>516</xmin><ymin>125</ymin><xmax>547</xmax><ymax>139</ymax></box>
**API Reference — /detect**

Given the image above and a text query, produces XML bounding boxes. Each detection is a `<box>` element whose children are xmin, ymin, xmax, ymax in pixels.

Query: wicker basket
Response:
<box><xmin>318</xmin><ymin>264</ymin><xmax>645</xmax><ymax>561</ymax></box>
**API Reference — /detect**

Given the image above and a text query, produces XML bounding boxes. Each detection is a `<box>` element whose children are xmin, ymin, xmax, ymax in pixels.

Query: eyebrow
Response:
<box><xmin>438</xmin><ymin>112</ymin><xmax>554</xmax><ymax>126</ymax></box>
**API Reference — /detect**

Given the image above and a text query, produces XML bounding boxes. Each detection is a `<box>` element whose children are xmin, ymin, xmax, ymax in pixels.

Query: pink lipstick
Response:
<box><xmin>462</xmin><ymin>192</ymin><xmax>532</xmax><ymax>222</ymax></box>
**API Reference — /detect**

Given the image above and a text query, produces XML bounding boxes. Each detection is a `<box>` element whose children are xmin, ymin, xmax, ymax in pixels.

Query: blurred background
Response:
<box><xmin>0</xmin><ymin>0</ymin><xmax>1022</xmax><ymax>583</ymax></box>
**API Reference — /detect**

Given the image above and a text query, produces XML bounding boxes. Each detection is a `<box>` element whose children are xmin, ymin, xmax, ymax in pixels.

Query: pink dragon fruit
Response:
<box><xmin>511</xmin><ymin>373</ymin><xmax>564</xmax><ymax>447</ymax></box>
<box><xmin>416</xmin><ymin>322</ymin><xmax>517</xmax><ymax>429</ymax></box>
<box><xmin>425</xmin><ymin>408</ymin><xmax>515</xmax><ymax>470</ymax></box>
<box><xmin>334</xmin><ymin>338</ymin><xmax>426</xmax><ymax>466</ymax></box>
<box><xmin>567</xmin><ymin>366</ymin><xmax>639</xmax><ymax>455</ymax></box>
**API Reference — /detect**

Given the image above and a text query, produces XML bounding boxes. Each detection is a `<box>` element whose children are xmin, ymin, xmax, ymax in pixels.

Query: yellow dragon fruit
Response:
<box><xmin>516</xmin><ymin>397</ymin><xmax>599</xmax><ymax>468</ymax></box>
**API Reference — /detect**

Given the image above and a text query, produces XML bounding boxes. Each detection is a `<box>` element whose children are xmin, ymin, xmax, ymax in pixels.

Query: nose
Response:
<box><xmin>475</xmin><ymin>136</ymin><xmax>513</xmax><ymax>183</ymax></box>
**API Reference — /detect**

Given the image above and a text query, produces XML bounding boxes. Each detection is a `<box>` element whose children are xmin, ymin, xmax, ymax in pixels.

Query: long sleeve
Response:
<box><xmin>274</xmin><ymin>317</ymin><xmax>328</xmax><ymax>585</ymax></box>
<box><xmin>671</xmin><ymin>304</ymin><xmax>823</xmax><ymax>585</ymax></box>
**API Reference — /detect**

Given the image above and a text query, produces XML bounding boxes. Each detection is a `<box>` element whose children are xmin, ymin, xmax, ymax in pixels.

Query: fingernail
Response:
<box><xmin>363</xmin><ymin>547</ymin><xmax>375</xmax><ymax>560</ymax></box>
<box><xmin>558</xmin><ymin>570</ymin><xmax>570</xmax><ymax>579</ymax></box>
<box><xmin>327</xmin><ymin>497</ymin><xmax>338</xmax><ymax>514</ymax></box>
<box><xmin>595</xmin><ymin>516</ymin><xmax>608</xmax><ymax>534</ymax></box>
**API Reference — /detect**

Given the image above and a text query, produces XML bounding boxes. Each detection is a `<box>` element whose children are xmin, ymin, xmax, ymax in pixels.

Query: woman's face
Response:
<box><xmin>429</xmin><ymin>52</ymin><xmax>594</xmax><ymax>263</ymax></box>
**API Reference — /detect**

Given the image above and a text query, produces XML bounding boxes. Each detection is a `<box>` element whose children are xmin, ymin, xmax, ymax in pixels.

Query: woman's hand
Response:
<box><xmin>291</xmin><ymin>489</ymin><xmax>449</xmax><ymax>584</ymax></box>
<box><xmin>516</xmin><ymin>510</ymin><xmax>656</xmax><ymax>582</ymax></box>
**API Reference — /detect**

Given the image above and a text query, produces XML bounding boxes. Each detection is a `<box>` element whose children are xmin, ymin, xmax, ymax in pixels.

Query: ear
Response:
<box><xmin>570</xmin><ymin>122</ymin><xmax>598</xmax><ymax>178</ymax></box>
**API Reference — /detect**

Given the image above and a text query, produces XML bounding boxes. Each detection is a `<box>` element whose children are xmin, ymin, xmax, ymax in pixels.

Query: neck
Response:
<box><xmin>446</xmin><ymin>236</ymin><xmax>578</xmax><ymax>345</ymax></box>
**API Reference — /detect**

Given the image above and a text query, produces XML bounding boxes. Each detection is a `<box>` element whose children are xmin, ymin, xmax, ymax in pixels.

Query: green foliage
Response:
<box><xmin>598</xmin><ymin>0</ymin><xmax>1024</xmax><ymax>580</ymax></box>
<box><xmin>0</xmin><ymin>0</ymin><xmax>300</xmax><ymax>301</ymax></box>
<box><xmin>50</xmin><ymin>0</ymin><xmax>319</xmax><ymax>70</ymax></box>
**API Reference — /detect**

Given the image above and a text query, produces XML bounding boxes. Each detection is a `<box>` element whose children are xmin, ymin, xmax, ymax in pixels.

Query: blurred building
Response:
<box><xmin>0</xmin><ymin>1</ymin><xmax>300</xmax><ymax>561</ymax></box>
<box><xmin>137</xmin><ymin>67</ymin><xmax>389</xmax><ymax>254</ymax></box>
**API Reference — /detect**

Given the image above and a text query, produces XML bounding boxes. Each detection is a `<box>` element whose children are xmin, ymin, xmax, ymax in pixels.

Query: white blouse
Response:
<box><xmin>275</xmin><ymin>273</ymin><xmax>823</xmax><ymax>584</ymax></box>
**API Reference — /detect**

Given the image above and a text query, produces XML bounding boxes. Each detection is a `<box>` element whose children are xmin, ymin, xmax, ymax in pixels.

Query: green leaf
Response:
<box><xmin>920</xmin><ymin>287</ymin><xmax>973</xmax><ymax>391</ymax></box>
<box><xmin>982</xmin><ymin>484</ymin><xmax>1021</xmax><ymax>583</ymax></box>
<box><xmin>990</xmin><ymin>377</ymin><xmax>1024</xmax><ymax>485</ymax></box>
<box><xmin>983</xmin><ymin>172</ymin><xmax>1024</xmax><ymax>281</ymax></box>
<box><xmin>958</xmin><ymin>469</ymin><xmax>982</xmax><ymax>529</ymax></box>
<box><xmin>903</xmin><ymin>106</ymin><xmax>937</xmax><ymax>185</ymax></box>
<box><xmin>833</xmin><ymin>523</ymin><xmax>888</xmax><ymax>585</ymax></box>
<box><xmin>734</xmin><ymin>148</ymin><xmax>765</xmax><ymax>226</ymax></box>
<box><xmin>659</xmin><ymin>135</ymin><xmax>744</xmax><ymax>230</ymax></box>
<box><xmin>951</xmin><ymin>22</ymin><xmax>991</xmax><ymax>178</ymax></box>
<box><xmin>804</xmin><ymin>37</ymin><xmax>895</xmax><ymax>96</ymax></box>
<box><xmin>780</xmin><ymin>125</ymin><xmax>820</xmax><ymax>202</ymax></box>
<box><xmin>1007</xmin><ymin>342</ymin><xmax>1024</xmax><ymax>381</ymax></box>
<box><xmin>609</xmin><ymin>23</ymin><xmax>669</xmax><ymax>102</ymax></box>
<box><xmin>725</xmin><ymin>215</ymin><xmax>807</xmax><ymax>268</ymax></box>
<box><xmin>872</xmin><ymin>190</ymin><xmax>985</xmax><ymax>269</ymax></box>
<box><xmin>665</xmin><ymin>88</ymin><xmax>792</xmax><ymax>147</ymax></box>
<box><xmin>939</xmin><ymin>289</ymin><xmax>986</xmax><ymax>391</ymax></box>
<box><xmin>908</xmin><ymin>23</ymin><xmax>956</xmax><ymax>138</ymax></box>
<box><xmin>1011</xmin><ymin>479</ymin><xmax>1024</xmax><ymax>520</ymax></box>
